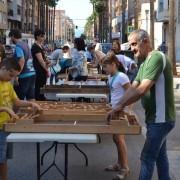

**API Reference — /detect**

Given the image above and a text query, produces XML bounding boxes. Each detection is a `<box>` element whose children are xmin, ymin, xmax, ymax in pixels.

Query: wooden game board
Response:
<box><xmin>41</xmin><ymin>81</ymin><xmax>109</xmax><ymax>94</ymax></box>
<box><xmin>4</xmin><ymin>102</ymin><xmax>141</xmax><ymax>134</ymax></box>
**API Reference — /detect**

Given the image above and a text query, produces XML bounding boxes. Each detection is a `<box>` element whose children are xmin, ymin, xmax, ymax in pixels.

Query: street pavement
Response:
<box><xmin>7</xmin><ymin>79</ymin><xmax>180</xmax><ymax>180</ymax></box>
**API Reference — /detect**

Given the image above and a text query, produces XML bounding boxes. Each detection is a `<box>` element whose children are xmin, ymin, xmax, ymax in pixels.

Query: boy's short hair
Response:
<box><xmin>9</xmin><ymin>29</ymin><xmax>22</xmax><ymax>39</ymax></box>
<box><xmin>34</xmin><ymin>29</ymin><xmax>45</xmax><ymax>40</ymax></box>
<box><xmin>0</xmin><ymin>58</ymin><xmax>21</xmax><ymax>72</ymax></box>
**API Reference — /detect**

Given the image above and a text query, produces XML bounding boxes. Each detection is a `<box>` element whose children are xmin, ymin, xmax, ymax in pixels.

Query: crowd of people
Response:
<box><xmin>0</xmin><ymin>28</ymin><xmax>175</xmax><ymax>180</ymax></box>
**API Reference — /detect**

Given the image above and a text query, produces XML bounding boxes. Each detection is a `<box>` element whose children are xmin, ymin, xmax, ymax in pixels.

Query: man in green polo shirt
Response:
<box><xmin>108</xmin><ymin>29</ymin><xmax>175</xmax><ymax>180</ymax></box>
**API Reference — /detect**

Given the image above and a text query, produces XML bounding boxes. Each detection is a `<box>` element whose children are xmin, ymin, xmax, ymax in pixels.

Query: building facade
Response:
<box><xmin>54</xmin><ymin>9</ymin><xmax>74</xmax><ymax>44</ymax></box>
<box><xmin>111</xmin><ymin>0</ymin><xmax>128</xmax><ymax>41</ymax></box>
<box><xmin>139</xmin><ymin>0</ymin><xmax>163</xmax><ymax>49</ymax></box>
<box><xmin>0</xmin><ymin>0</ymin><xmax>8</xmax><ymax>41</ymax></box>
<box><xmin>7</xmin><ymin>0</ymin><xmax>22</xmax><ymax>30</ymax></box>
<box><xmin>156</xmin><ymin>0</ymin><xmax>180</xmax><ymax>61</ymax></box>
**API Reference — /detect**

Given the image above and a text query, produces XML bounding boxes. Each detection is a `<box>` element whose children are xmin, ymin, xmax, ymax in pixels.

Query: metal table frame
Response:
<box><xmin>7</xmin><ymin>133</ymin><xmax>98</xmax><ymax>180</ymax></box>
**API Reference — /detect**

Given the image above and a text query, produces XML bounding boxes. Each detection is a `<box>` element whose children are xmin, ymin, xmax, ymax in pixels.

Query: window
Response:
<box><xmin>17</xmin><ymin>5</ymin><xmax>21</xmax><ymax>15</ymax></box>
<box><xmin>159</xmin><ymin>1</ymin><xmax>164</xmax><ymax>12</ymax></box>
<box><xmin>0</xmin><ymin>12</ymin><xmax>2</xmax><ymax>24</ymax></box>
<box><xmin>8</xmin><ymin>9</ymin><xmax>13</xmax><ymax>16</ymax></box>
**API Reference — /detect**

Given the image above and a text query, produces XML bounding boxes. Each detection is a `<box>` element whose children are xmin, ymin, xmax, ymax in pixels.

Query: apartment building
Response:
<box><xmin>54</xmin><ymin>9</ymin><xmax>74</xmax><ymax>44</ymax></box>
<box><xmin>7</xmin><ymin>0</ymin><xmax>22</xmax><ymax>29</ymax></box>
<box><xmin>0</xmin><ymin>0</ymin><xmax>8</xmax><ymax>41</ymax></box>
<box><xmin>156</xmin><ymin>0</ymin><xmax>180</xmax><ymax>61</ymax></box>
<box><xmin>138</xmin><ymin>0</ymin><xmax>163</xmax><ymax>49</ymax></box>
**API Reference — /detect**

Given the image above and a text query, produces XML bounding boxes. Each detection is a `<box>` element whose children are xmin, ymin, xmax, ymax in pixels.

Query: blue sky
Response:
<box><xmin>57</xmin><ymin>0</ymin><xmax>93</xmax><ymax>34</ymax></box>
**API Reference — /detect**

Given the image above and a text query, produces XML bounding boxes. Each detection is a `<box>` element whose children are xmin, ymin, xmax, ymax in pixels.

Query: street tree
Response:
<box><xmin>168</xmin><ymin>0</ymin><xmax>177</xmax><ymax>75</ymax></box>
<box><xmin>134</xmin><ymin>0</ymin><xmax>139</xmax><ymax>29</ymax></box>
<box><xmin>150</xmin><ymin>0</ymin><xmax>154</xmax><ymax>49</ymax></box>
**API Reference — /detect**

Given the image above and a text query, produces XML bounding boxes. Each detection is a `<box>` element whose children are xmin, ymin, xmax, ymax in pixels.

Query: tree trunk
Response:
<box><xmin>21</xmin><ymin>0</ymin><xmax>25</xmax><ymax>32</ymax></box>
<box><xmin>32</xmin><ymin>0</ymin><xmax>35</xmax><ymax>33</ymax></box>
<box><xmin>134</xmin><ymin>0</ymin><xmax>139</xmax><ymax>29</ymax></box>
<box><xmin>168</xmin><ymin>0</ymin><xmax>177</xmax><ymax>75</ymax></box>
<box><xmin>50</xmin><ymin>9</ymin><xmax>53</xmax><ymax>43</ymax></box>
<box><xmin>48</xmin><ymin>8</ymin><xmax>51</xmax><ymax>43</ymax></box>
<box><xmin>37</xmin><ymin>0</ymin><xmax>40</xmax><ymax>28</ymax></box>
<box><xmin>52</xmin><ymin>6</ymin><xmax>56</xmax><ymax>45</ymax></box>
<box><xmin>150</xmin><ymin>0</ymin><xmax>154</xmax><ymax>49</ymax></box>
<box><xmin>121</xmin><ymin>0</ymin><xmax>126</xmax><ymax>43</ymax></box>
<box><xmin>93</xmin><ymin>2</ymin><xmax>97</xmax><ymax>38</ymax></box>
<box><xmin>46</xmin><ymin>0</ymin><xmax>49</xmax><ymax>43</ymax></box>
<box><xmin>109</xmin><ymin>0</ymin><xmax>112</xmax><ymax>42</ymax></box>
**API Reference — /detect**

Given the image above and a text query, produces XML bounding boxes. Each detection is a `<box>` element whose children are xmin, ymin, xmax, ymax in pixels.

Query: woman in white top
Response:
<box><xmin>69</xmin><ymin>38</ymin><xmax>88</xmax><ymax>81</ymax></box>
<box><xmin>103</xmin><ymin>53</ymin><xmax>130</xmax><ymax>180</ymax></box>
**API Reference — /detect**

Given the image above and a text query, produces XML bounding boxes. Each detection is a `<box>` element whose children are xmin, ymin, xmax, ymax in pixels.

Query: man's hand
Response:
<box><xmin>106</xmin><ymin>104</ymin><xmax>124</xmax><ymax>123</ymax></box>
<box><xmin>30</xmin><ymin>102</ymin><xmax>42</xmax><ymax>114</ymax></box>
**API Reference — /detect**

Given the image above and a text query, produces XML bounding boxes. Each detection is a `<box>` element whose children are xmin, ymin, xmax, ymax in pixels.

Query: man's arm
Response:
<box><xmin>107</xmin><ymin>79</ymin><xmax>154</xmax><ymax>121</ymax></box>
<box><xmin>115</xmin><ymin>79</ymin><xmax>154</xmax><ymax>111</ymax></box>
<box><xmin>15</xmin><ymin>46</ymin><xmax>25</xmax><ymax>72</ymax></box>
<box><xmin>18</xmin><ymin>58</ymin><xmax>25</xmax><ymax>72</ymax></box>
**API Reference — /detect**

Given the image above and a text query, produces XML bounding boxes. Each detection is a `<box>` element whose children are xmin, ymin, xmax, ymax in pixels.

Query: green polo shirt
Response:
<box><xmin>135</xmin><ymin>51</ymin><xmax>176</xmax><ymax>123</ymax></box>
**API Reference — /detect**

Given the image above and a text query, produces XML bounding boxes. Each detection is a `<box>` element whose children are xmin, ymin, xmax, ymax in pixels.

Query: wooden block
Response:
<box><xmin>4</xmin><ymin>122</ymin><xmax>141</xmax><ymax>135</ymax></box>
<box><xmin>109</xmin><ymin>119</ymin><xmax>128</xmax><ymax>126</ymax></box>
<box><xmin>16</xmin><ymin>119</ymin><xmax>34</xmax><ymax>125</ymax></box>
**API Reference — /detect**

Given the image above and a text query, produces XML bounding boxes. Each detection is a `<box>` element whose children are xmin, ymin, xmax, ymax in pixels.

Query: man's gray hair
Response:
<box><xmin>128</xmin><ymin>29</ymin><xmax>150</xmax><ymax>41</ymax></box>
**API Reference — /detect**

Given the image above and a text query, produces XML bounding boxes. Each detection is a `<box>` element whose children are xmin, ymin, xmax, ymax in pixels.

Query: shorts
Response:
<box><xmin>0</xmin><ymin>131</ymin><xmax>12</xmax><ymax>164</ymax></box>
<box><xmin>14</xmin><ymin>75</ymin><xmax>36</xmax><ymax>100</ymax></box>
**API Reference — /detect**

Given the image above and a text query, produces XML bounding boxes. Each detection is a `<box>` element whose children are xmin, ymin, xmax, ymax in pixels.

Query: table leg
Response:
<box><xmin>37</xmin><ymin>143</ymin><xmax>41</xmax><ymax>180</ymax></box>
<box><xmin>64</xmin><ymin>144</ymin><xmax>68</xmax><ymax>180</ymax></box>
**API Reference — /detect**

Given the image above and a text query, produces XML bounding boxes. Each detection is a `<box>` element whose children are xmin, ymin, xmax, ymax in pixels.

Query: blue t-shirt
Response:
<box><xmin>15</xmin><ymin>42</ymin><xmax>35</xmax><ymax>78</ymax></box>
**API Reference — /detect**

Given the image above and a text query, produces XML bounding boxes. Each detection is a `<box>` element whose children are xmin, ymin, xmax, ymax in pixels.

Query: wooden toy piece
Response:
<box><xmin>10</xmin><ymin>113</ymin><xmax>34</xmax><ymax>125</ymax></box>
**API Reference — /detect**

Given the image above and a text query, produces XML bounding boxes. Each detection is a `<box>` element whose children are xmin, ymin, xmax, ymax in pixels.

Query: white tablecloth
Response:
<box><xmin>7</xmin><ymin>133</ymin><xmax>98</xmax><ymax>143</ymax></box>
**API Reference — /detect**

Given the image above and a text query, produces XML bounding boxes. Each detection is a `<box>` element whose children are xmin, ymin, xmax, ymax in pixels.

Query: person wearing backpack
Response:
<box><xmin>9</xmin><ymin>29</ymin><xmax>36</xmax><ymax>100</ymax></box>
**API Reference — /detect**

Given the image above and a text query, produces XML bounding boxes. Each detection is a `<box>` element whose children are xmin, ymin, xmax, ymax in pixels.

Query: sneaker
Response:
<box><xmin>113</xmin><ymin>168</ymin><xmax>130</xmax><ymax>180</ymax></box>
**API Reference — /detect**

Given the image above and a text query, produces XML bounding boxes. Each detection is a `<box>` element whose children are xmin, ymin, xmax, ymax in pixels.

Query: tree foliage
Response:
<box><xmin>90</xmin><ymin>0</ymin><xmax>105</xmax><ymax>14</ymax></box>
<box><xmin>48</xmin><ymin>0</ymin><xmax>59</xmax><ymax>7</ymax></box>
<box><xmin>84</xmin><ymin>12</ymin><xmax>96</xmax><ymax>35</ymax></box>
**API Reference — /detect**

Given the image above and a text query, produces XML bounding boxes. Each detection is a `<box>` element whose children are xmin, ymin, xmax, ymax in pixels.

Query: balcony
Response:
<box><xmin>8</xmin><ymin>9</ymin><xmax>13</xmax><ymax>16</ymax></box>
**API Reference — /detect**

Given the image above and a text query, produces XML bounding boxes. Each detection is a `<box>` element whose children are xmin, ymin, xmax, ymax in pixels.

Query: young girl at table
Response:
<box><xmin>103</xmin><ymin>53</ymin><xmax>130</xmax><ymax>180</ymax></box>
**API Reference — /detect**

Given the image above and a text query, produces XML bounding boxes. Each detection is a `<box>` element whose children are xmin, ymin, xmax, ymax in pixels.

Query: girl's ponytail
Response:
<box><xmin>103</xmin><ymin>53</ymin><xmax>126</xmax><ymax>73</ymax></box>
